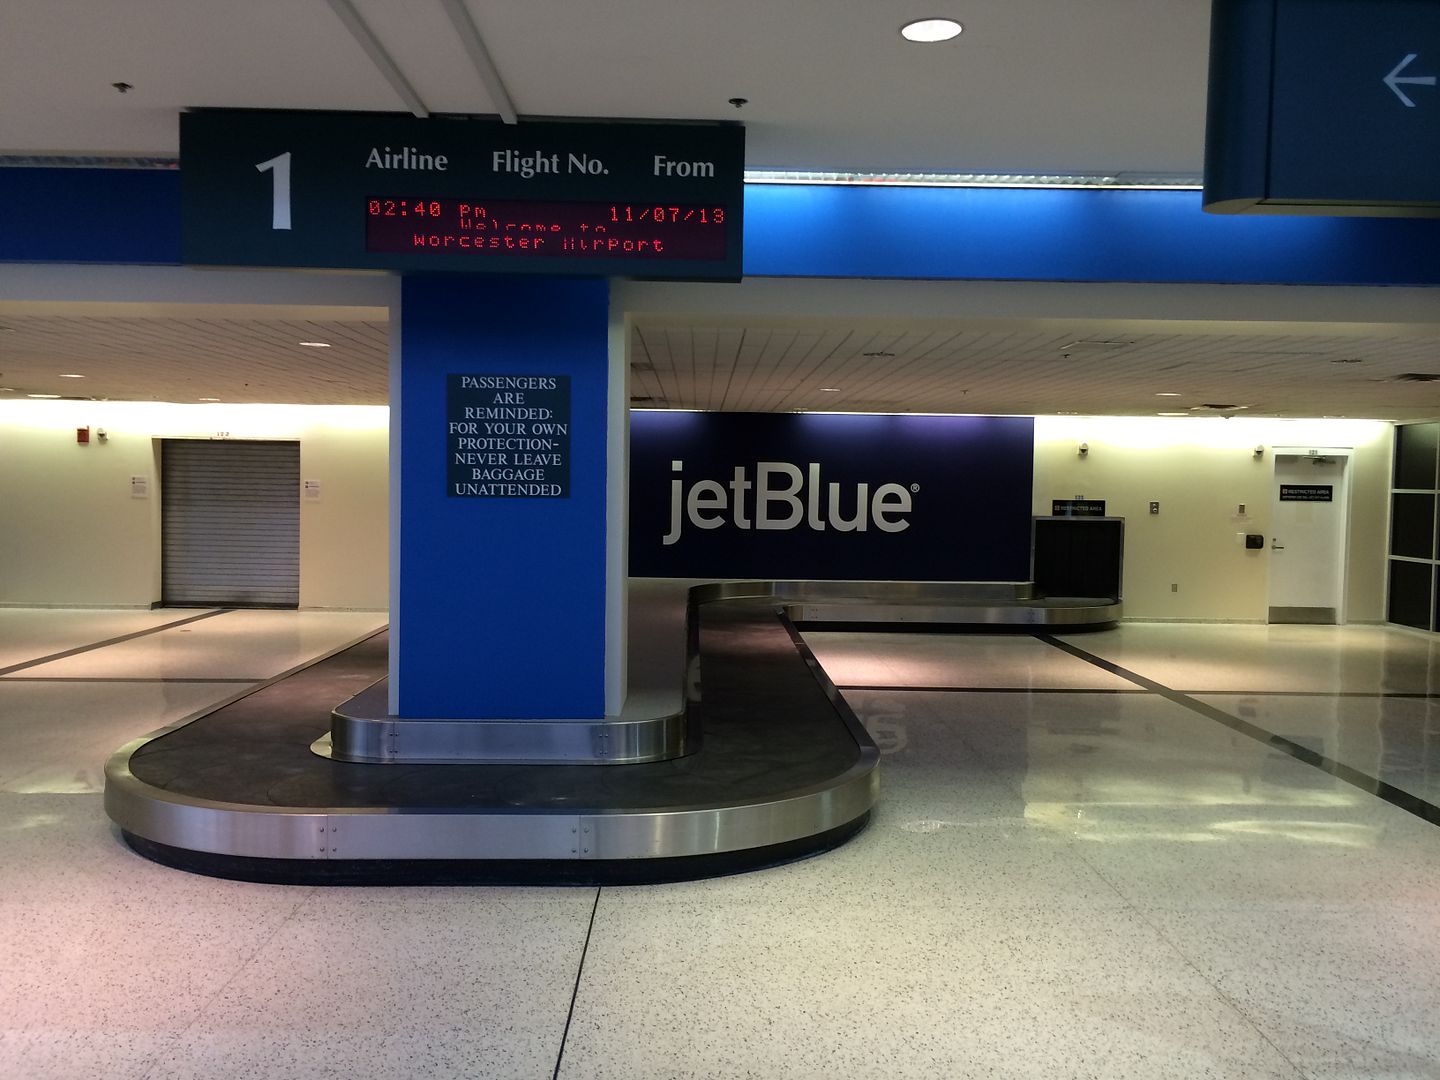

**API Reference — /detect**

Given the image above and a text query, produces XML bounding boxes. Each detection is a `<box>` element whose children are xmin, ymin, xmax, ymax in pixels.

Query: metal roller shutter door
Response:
<box><xmin>161</xmin><ymin>439</ymin><xmax>300</xmax><ymax>607</ymax></box>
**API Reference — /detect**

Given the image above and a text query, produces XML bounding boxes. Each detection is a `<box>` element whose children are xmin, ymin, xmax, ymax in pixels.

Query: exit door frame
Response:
<box><xmin>1269</xmin><ymin>445</ymin><xmax>1354</xmax><ymax>624</ymax></box>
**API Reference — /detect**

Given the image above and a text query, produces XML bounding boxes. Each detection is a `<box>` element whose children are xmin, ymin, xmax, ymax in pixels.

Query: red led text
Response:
<box><xmin>366</xmin><ymin>197</ymin><xmax>726</xmax><ymax>261</ymax></box>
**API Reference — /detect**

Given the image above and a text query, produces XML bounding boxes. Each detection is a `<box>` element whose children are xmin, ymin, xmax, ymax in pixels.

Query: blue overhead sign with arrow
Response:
<box><xmin>1384</xmin><ymin>52</ymin><xmax>1438</xmax><ymax>109</ymax></box>
<box><xmin>1205</xmin><ymin>0</ymin><xmax>1440</xmax><ymax>216</ymax></box>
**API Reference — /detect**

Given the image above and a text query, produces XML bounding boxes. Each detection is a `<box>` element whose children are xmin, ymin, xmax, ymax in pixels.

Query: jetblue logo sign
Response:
<box><xmin>631</xmin><ymin>412</ymin><xmax>1034</xmax><ymax>581</ymax></box>
<box><xmin>664</xmin><ymin>460</ymin><xmax>914</xmax><ymax>545</ymax></box>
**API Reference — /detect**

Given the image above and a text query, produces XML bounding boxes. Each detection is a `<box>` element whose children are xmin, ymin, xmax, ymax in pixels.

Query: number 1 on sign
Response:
<box><xmin>255</xmin><ymin>152</ymin><xmax>292</xmax><ymax>230</ymax></box>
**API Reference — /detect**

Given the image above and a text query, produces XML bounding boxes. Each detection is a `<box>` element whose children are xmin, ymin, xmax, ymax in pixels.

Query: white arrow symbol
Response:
<box><xmin>1384</xmin><ymin>53</ymin><xmax>1437</xmax><ymax>107</ymax></box>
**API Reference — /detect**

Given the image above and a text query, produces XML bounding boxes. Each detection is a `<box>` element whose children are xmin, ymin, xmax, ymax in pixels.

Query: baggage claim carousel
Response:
<box><xmin>104</xmin><ymin>581</ymin><xmax>1120</xmax><ymax>884</ymax></box>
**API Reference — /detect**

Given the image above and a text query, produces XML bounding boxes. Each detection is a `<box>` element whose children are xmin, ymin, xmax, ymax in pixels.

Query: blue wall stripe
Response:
<box><xmin>0</xmin><ymin>168</ymin><xmax>180</xmax><ymax>264</ymax></box>
<box><xmin>3</xmin><ymin>166</ymin><xmax>1440</xmax><ymax>286</ymax></box>
<box><xmin>740</xmin><ymin>183</ymin><xmax>1440</xmax><ymax>286</ymax></box>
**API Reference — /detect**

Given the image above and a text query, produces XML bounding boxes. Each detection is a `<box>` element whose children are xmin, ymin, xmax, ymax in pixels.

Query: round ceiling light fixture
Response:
<box><xmin>900</xmin><ymin>18</ymin><xmax>963</xmax><ymax>42</ymax></box>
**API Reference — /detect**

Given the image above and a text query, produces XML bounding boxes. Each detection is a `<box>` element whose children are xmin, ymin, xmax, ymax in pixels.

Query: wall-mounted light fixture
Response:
<box><xmin>1253</xmin><ymin>444</ymin><xmax>1265</xmax><ymax>458</ymax></box>
<box><xmin>1078</xmin><ymin>442</ymin><xmax>1089</xmax><ymax>457</ymax></box>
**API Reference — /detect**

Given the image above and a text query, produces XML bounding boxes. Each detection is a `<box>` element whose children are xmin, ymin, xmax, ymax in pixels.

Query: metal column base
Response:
<box><xmin>321</xmin><ymin>680</ymin><xmax>687</xmax><ymax>764</ymax></box>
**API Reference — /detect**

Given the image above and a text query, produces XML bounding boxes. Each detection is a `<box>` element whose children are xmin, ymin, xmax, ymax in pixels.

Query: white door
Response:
<box><xmin>1268</xmin><ymin>451</ymin><xmax>1349</xmax><ymax>623</ymax></box>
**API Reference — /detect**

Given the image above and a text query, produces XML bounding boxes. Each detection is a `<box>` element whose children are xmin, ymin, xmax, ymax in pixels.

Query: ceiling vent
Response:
<box><xmin>1190</xmin><ymin>403</ymin><xmax>1252</xmax><ymax>412</ymax></box>
<box><xmin>1393</xmin><ymin>373</ymin><xmax>1440</xmax><ymax>382</ymax></box>
<box><xmin>1060</xmin><ymin>339</ymin><xmax>1135</xmax><ymax>352</ymax></box>
<box><xmin>861</xmin><ymin>351</ymin><xmax>896</xmax><ymax>358</ymax></box>
<box><xmin>0</xmin><ymin>154</ymin><xmax>179</xmax><ymax>170</ymax></box>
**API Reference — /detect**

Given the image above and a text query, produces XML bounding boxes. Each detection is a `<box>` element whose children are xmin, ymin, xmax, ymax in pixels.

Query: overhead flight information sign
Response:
<box><xmin>1205</xmin><ymin>0</ymin><xmax>1440</xmax><ymax>216</ymax></box>
<box><xmin>180</xmin><ymin>109</ymin><xmax>744</xmax><ymax>279</ymax></box>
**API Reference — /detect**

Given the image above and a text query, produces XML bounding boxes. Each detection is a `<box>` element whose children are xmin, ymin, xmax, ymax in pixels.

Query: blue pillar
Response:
<box><xmin>391</xmin><ymin>275</ymin><xmax>610</xmax><ymax>719</ymax></box>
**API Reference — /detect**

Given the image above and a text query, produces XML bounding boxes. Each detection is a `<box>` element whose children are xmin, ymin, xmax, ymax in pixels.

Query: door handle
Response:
<box><xmin>1271</xmin><ymin>543</ymin><xmax>1285</xmax><ymax>550</ymax></box>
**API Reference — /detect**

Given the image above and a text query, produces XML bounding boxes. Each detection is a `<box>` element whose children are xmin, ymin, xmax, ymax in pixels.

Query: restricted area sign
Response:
<box><xmin>1205</xmin><ymin>0</ymin><xmax>1440</xmax><ymax>216</ymax></box>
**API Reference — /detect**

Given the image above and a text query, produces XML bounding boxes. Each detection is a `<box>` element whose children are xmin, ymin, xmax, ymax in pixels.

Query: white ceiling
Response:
<box><xmin>0</xmin><ymin>1</ymin><xmax>1436</xmax><ymax>420</ymax></box>
<box><xmin>630</xmin><ymin>320</ymin><xmax>1440</xmax><ymax>421</ymax></box>
<box><xmin>1</xmin><ymin>305</ymin><xmax>1436</xmax><ymax>420</ymax></box>
<box><xmin>0</xmin><ymin>312</ymin><xmax>389</xmax><ymax>405</ymax></box>
<box><xmin>0</xmin><ymin>0</ymin><xmax>1210</xmax><ymax>175</ymax></box>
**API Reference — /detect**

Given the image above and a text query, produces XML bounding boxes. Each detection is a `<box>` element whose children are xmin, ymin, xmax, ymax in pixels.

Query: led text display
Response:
<box><xmin>367</xmin><ymin>198</ymin><xmax>726</xmax><ymax>261</ymax></box>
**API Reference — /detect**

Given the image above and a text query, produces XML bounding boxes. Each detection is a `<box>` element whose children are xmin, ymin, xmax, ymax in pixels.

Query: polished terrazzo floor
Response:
<box><xmin>1</xmin><ymin>610</ymin><xmax>1438</xmax><ymax>1079</ymax></box>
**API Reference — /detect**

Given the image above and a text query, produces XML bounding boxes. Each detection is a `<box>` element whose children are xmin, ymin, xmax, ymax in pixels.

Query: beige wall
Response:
<box><xmin>0</xmin><ymin>400</ymin><xmax>1396</xmax><ymax>622</ymax></box>
<box><xmin>297</xmin><ymin>413</ymin><xmax>389</xmax><ymax>609</ymax></box>
<box><xmin>1034</xmin><ymin>417</ymin><xmax>1393</xmax><ymax>621</ymax></box>
<box><xmin>0</xmin><ymin>405</ymin><xmax>161</xmax><ymax>606</ymax></box>
<box><xmin>0</xmin><ymin>401</ymin><xmax>388</xmax><ymax>609</ymax></box>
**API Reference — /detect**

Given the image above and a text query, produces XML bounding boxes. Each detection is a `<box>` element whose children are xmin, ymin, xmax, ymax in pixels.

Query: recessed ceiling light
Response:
<box><xmin>27</xmin><ymin>393</ymin><xmax>62</xmax><ymax>399</ymax></box>
<box><xmin>1155</xmin><ymin>392</ymin><xmax>1182</xmax><ymax>397</ymax></box>
<box><xmin>297</xmin><ymin>341</ymin><xmax>332</xmax><ymax>348</ymax></box>
<box><xmin>58</xmin><ymin>373</ymin><xmax>85</xmax><ymax>379</ymax></box>
<box><xmin>199</xmin><ymin>397</ymin><xmax>221</xmax><ymax>402</ymax></box>
<box><xmin>900</xmin><ymin>18</ymin><xmax>963</xmax><ymax>42</ymax></box>
<box><xmin>0</xmin><ymin>387</ymin><xmax>15</xmax><ymax>392</ymax></box>
<box><xmin>819</xmin><ymin>387</ymin><xmax>841</xmax><ymax>393</ymax></box>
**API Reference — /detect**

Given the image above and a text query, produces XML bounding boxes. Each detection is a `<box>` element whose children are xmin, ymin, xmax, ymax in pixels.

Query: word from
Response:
<box><xmin>662</xmin><ymin>461</ymin><xmax>914</xmax><ymax>546</ymax></box>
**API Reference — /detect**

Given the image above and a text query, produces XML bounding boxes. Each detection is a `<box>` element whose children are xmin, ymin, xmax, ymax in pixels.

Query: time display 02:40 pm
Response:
<box><xmin>365</xmin><ymin>197</ymin><xmax>728</xmax><ymax>261</ymax></box>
